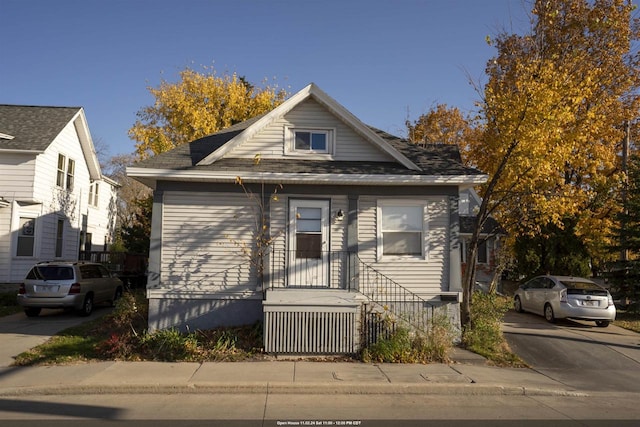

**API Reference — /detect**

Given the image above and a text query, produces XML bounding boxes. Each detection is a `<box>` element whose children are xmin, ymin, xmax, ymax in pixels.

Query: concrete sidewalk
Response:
<box><xmin>0</xmin><ymin>349</ymin><xmax>585</xmax><ymax>398</ymax></box>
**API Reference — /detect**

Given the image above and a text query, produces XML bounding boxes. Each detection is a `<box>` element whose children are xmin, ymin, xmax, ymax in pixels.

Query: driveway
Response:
<box><xmin>0</xmin><ymin>307</ymin><xmax>113</xmax><ymax>367</ymax></box>
<box><xmin>502</xmin><ymin>310</ymin><xmax>640</xmax><ymax>392</ymax></box>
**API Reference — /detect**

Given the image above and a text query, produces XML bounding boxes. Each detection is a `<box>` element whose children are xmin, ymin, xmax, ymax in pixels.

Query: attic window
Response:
<box><xmin>286</xmin><ymin>128</ymin><xmax>334</xmax><ymax>155</ymax></box>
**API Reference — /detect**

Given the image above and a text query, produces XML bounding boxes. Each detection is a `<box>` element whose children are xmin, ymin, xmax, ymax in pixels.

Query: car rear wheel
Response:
<box><xmin>77</xmin><ymin>294</ymin><xmax>93</xmax><ymax>317</ymax></box>
<box><xmin>24</xmin><ymin>308</ymin><xmax>41</xmax><ymax>317</ymax></box>
<box><xmin>595</xmin><ymin>320</ymin><xmax>610</xmax><ymax>328</ymax></box>
<box><xmin>111</xmin><ymin>287</ymin><xmax>123</xmax><ymax>307</ymax></box>
<box><xmin>514</xmin><ymin>296</ymin><xmax>523</xmax><ymax>313</ymax></box>
<box><xmin>544</xmin><ymin>304</ymin><xmax>556</xmax><ymax>323</ymax></box>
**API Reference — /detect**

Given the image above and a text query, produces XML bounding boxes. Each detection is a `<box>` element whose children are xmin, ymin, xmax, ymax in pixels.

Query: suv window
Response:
<box><xmin>97</xmin><ymin>265</ymin><xmax>111</xmax><ymax>278</ymax></box>
<box><xmin>79</xmin><ymin>264</ymin><xmax>101</xmax><ymax>279</ymax></box>
<box><xmin>27</xmin><ymin>266</ymin><xmax>74</xmax><ymax>281</ymax></box>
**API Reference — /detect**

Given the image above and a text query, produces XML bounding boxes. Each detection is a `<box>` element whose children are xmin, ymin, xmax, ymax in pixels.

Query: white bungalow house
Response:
<box><xmin>127</xmin><ymin>84</ymin><xmax>487</xmax><ymax>354</ymax></box>
<box><xmin>0</xmin><ymin>105</ymin><xmax>119</xmax><ymax>283</ymax></box>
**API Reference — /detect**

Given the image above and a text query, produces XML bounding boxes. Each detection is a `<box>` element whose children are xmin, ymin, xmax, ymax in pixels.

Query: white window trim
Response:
<box><xmin>376</xmin><ymin>199</ymin><xmax>429</xmax><ymax>262</ymax></box>
<box><xmin>89</xmin><ymin>182</ymin><xmax>99</xmax><ymax>207</ymax></box>
<box><xmin>284</xmin><ymin>126</ymin><xmax>336</xmax><ymax>158</ymax></box>
<box><xmin>56</xmin><ymin>153</ymin><xmax>75</xmax><ymax>191</ymax></box>
<box><xmin>14</xmin><ymin>214</ymin><xmax>38</xmax><ymax>258</ymax></box>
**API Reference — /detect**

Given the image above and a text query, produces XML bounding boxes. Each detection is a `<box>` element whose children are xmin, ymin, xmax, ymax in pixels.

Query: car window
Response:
<box><xmin>97</xmin><ymin>265</ymin><xmax>111</xmax><ymax>278</ymax></box>
<box><xmin>80</xmin><ymin>265</ymin><xmax>100</xmax><ymax>279</ymax></box>
<box><xmin>524</xmin><ymin>278</ymin><xmax>542</xmax><ymax>289</ymax></box>
<box><xmin>27</xmin><ymin>266</ymin><xmax>74</xmax><ymax>281</ymax></box>
<box><xmin>561</xmin><ymin>280</ymin><xmax>607</xmax><ymax>295</ymax></box>
<box><xmin>541</xmin><ymin>278</ymin><xmax>555</xmax><ymax>289</ymax></box>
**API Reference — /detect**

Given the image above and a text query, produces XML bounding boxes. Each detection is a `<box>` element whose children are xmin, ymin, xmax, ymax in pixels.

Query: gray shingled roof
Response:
<box><xmin>0</xmin><ymin>105</ymin><xmax>81</xmax><ymax>151</ymax></box>
<box><xmin>134</xmin><ymin>119</ymin><xmax>484</xmax><ymax>177</ymax></box>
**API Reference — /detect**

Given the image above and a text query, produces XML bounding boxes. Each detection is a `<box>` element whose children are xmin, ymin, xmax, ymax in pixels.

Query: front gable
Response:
<box><xmin>222</xmin><ymin>98</ymin><xmax>394</xmax><ymax>163</ymax></box>
<box><xmin>197</xmin><ymin>83</ymin><xmax>420</xmax><ymax>171</ymax></box>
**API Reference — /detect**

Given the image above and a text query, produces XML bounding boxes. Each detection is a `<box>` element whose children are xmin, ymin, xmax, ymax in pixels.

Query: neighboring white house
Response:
<box><xmin>458</xmin><ymin>188</ymin><xmax>503</xmax><ymax>290</ymax></box>
<box><xmin>127</xmin><ymin>84</ymin><xmax>487</xmax><ymax>354</ymax></box>
<box><xmin>0</xmin><ymin>105</ymin><xmax>119</xmax><ymax>283</ymax></box>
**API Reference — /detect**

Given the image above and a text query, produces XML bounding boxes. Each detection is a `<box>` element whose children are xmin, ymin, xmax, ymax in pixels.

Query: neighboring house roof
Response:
<box><xmin>0</xmin><ymin>105</ymin><xmax>81</xmax><ymax>152</ymax></box>
<box><xmin>128</xmin><ymin>83</ymin><xmax>487</xmax><ymax>188</ymax></box>
<box><xmin>0</xmin><ymin>104</ymin><xmax>109</xmax><ymax>183</ymax></box>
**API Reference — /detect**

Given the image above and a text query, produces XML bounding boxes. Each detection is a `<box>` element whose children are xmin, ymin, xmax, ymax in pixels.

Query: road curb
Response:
<box><xmin>0</xmin><ymin>382</ymin><xmax>589</xmax><ymax>397</ymax></box>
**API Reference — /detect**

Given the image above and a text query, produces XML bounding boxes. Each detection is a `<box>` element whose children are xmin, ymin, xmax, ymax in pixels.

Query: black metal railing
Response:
<box><xmin>268</xmin><ymin>250</ymin><xmax>436</xmax><ymax>337</ymax></box>
<box><xmin>268</xmin><ymin>250</ymin><xmax>355</xmax><ymax>289</ymax></box>
<box><xmin>355</xmin><ymin>254</ymin><xmax>436</xmax><ymax>335</ymax></box>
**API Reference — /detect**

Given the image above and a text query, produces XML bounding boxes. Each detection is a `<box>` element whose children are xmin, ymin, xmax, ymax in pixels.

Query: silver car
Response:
<box><xmin>513</xmin><ymin>275</ymin><xmax>616</xmax><ymax>327</ymax></box>
<box><xmin>17</xmin><ymin>261</ymin><xmax>124</xmax><ymax>317</ymax></box>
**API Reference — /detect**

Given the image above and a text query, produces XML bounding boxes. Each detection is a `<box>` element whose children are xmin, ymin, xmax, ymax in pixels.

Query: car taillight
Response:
<box><xmin>18</xmin><ymin>284</ymin><xmax>26</xmax><ymax>295</ymax></box>
<box><xmin>560</xmin><ymin>289</ymin><xmax>568</xmax><ymax>303</ymax></box>
<box><xmin>68</xmin><ymin>283</ymin><xmax>81</xmax><ymax>294</ymax></box>
<box><xmin>608</xmin><ymin>295</ymin><xmax>614</xmax><ymax>307</ymax></box>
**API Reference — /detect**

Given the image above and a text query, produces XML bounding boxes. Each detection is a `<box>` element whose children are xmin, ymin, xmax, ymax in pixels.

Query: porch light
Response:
<box><xmin>335</xmin><ymin>209</ymin><xmax>344</xmax><ymax>220</ymax></box>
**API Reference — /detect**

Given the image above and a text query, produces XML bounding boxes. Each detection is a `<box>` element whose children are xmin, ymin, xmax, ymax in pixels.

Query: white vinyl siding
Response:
<box><xmin>0</xmin><ymin>153</ymin><xmax>36</xmax><ymax>200</ymax></box>
<box><xmin>0</xmin><ymin>114</ymin><xmax>117</xmax><ymax>281</ymax></box>
<box><xmin>0</xmin><ymin>206</ymin><xmax>10</xmax><ymax>282</ymax></box>
<box><xmin>161</xmin><ymin>191</ymin><xmax>261</xmax><ymax>291</ymax></box>
<box><xmin>227</xmin><ymin>99</ymin><xmax>393</xmax><ymax>161</ymax></box>
<box><xmin>358</xmin><ymin>195</ymin><xmax>449</xmax><ymax>293</ymax></box>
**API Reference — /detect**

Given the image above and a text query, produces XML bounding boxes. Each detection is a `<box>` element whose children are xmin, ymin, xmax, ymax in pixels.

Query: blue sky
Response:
<box><xmin>2</xmin><ymin>0</ymin><xmax>532</xmax><ymax>158</ymax></box>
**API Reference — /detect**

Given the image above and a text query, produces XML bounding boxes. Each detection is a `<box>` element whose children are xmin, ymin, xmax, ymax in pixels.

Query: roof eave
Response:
<box><xmin>127</xmin><ymin>167</ymin><xmax>488</xmax><ymax>187</ymax></box>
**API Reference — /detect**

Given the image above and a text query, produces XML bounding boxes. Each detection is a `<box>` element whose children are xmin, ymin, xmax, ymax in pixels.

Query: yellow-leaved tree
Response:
<box><xmin>406</xmin><ymin>104</ymin><xmax>478</xmax><ymax>150</ymax></box>
<box><xmin>461</xmin><ymin>0</ymin><xmax>640</xmax><ymax>327</ymax></box>
<box><xmin>129</xmin><ymin>67</ymin><xmax>288</xmax><ymax>159</ymax></box>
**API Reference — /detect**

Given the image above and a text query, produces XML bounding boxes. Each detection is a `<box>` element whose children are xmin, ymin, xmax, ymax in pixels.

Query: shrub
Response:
<box><xmin>462</xmin><ymin>291</ymin><xmax>524</xmax><ymax>366</ymax></box>
<box><xmin>140</xmin><ymin>328</ymin><xmax>200</xmax><ymax>361</ymax></box>
<box><xmin>361</xmin><ymin>313</ymin><xmax>454</xmax><ymax>363</ymax></box>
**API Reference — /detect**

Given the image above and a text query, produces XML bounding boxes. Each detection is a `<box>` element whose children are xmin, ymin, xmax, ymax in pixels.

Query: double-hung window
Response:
<box><xmin>56</xmin><ymin>154</ymin><xmax>75</xmax><ymax>190</ymax></box>
<box><xmin>88</xmin><ymin>182</ymin><xmax>99</xmax><ymax>207</ymax></box>
<box><xmin>378</xmin><ymin>201</ymin><xmax>427</xmax><ymax>259</ymax></box>
<box><xmin>16</xmin><ymin>217</ymin><xmax>36</xmax><ymax>257</ymax></box>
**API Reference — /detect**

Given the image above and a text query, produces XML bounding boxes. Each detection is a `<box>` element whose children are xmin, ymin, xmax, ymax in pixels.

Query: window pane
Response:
<box><xmin>295</xmin><ymin>132</ymin><xmax>310</xmax><ymax>150</ymax></box>
<box><xmin>296</xmin><ymin>207</ymin><xmax>321</xmax><ymax>232</ymax></box>
<box><xmin>382</xmin><ymin>206</ymin><xmax>422</xmax><ymax>231</ymax></box>
<box><xmin>66</xmin><ymin>159</ymin><xmax>75</xmax><ymax>190</ymax></box>
<box><xmin>296</xmin><ymin>234</ymin><xmax>321</xmax><ymax>258</ymax></box>
<box><xmin>57</xmin><ymin>154</ymin><xmax>65</xmax><ymax>187</ymax></box>
<box><xmin>477</xmin><ymin>239</ymin><xmax>488</xmax><ymax>263</ymax></box>
<box><xmin>311</xmin><ymin>133</ymin><xmax>327</xmax><ymax>151</ymax></box>
<box><xmin>459</xmin><ymin>193</ymin><xmax>470</xmax><ymax>215</ymax></box>
<box><xmin>383</xmin><ymin>232</ymin><xmax>421</xmax><ymax>255</ymax></box>
<box><xmin>17</xmin><ymin>237</ymin><xmax>34</xmax><ymax>256</ymax></box>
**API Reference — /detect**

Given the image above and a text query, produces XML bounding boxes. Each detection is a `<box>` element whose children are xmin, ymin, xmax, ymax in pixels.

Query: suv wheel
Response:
<box><xmin>111</xmin><ymin>287</ymin><xmax>123</xmax><ymax>307</ymax></box>
<box><xmin>24</xmin><ymin>308</ymin><xmax>41</xmax><ymax>317</ymax></box>
<box><xmin>77</xmin><ymin>294</ymin><xmax>93</xmax><ymax>317</ymax></box>
<box><xmin>595</xmin><ymin>320</ymin><xmax>610</xmax><ymax>328</ymax></box>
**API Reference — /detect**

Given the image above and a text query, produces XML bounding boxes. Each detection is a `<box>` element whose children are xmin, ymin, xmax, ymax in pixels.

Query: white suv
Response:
<box><xmin>18</xmin><ymin>261</ymin><xmax>124</xmax><ymax>317</ymax></box>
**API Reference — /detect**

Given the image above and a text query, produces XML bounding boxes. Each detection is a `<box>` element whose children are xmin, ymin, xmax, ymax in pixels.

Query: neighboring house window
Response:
<box><xmin>56</xmin><ymin>154</ymin><xmax>75</xmax><ymax>190</ymax></box>
<box><xmin>459</xmin><ymin>192</ymin><xmax>470</xmax><ymax>215</ymax></box>
<box><xmin>55</xmin><ymin>219</ymin><xmax>64</xmax><ymax>258</ymax></box>
<box><xmin>16</xmin><ymin>217</ymin><xmax>36</xmax><ymax>257</ymax></box>
<box><xmin>477</xmin><ymin>239</ymin><xmax>489</xmax><ymax>264</ymax></box>
<box><xmin>66</xmin><ymin>158</ymin><xmax>75</xmax><ymax>190</ymax></box>
<box><xmin>286</xmin><ymin>128</ymin><xmax>334</xmax><ymax>155</ymax></box>
<box><xmin>56</xmin><ymin>154</ymin><xmax>66</xmax><ymax>187</ymax></box>
<box><xmin>89</xmin><ymin>182</ymin><xmax>99</xmax><ymax>207</ymax></box>
<box><xmin>378</xmin><ymin>201</ymin><xmax>426</xmax><ymax>259</ymax></box>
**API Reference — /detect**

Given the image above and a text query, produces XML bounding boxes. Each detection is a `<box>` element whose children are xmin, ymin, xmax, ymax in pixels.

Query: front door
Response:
<box><xmin>288</xmin><ymin>199</ymin><xmax>330</xmax><ymax>287</ymax></box>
